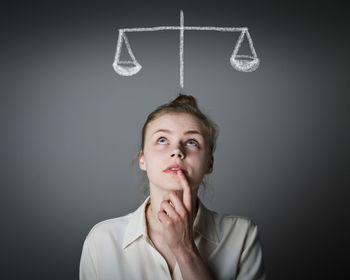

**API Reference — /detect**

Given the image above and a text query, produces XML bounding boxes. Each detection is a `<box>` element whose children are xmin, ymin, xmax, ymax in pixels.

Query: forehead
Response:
<box><xmin>146</xmin><ymin>113</ymin><xmax>204</xmax><ymax>136</ymax></box>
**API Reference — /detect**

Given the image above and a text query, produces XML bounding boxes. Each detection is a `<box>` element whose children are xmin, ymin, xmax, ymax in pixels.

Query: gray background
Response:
<box><xmin>2</xmin><ymin>0</ymin><xmax>349</xmax><ymax>279</ymax></box>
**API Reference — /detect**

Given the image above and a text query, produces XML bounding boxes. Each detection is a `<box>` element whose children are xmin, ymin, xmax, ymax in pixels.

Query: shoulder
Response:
<box><xmin>82</xmin><ymin>196</ymin><xmax>150</xmax><ymax>249</ymax></box>
<box><xmin>220</xmin><ymin>213</ymin><xmax>257</xmax><ymax>231</ymax></box>
<box><xmin>205</xmin><ymin>206</ymin><xmax>259</xmax><ymax>242</ymax></box>
<box><xmin>84</xmin><ymin>212</ymin><xmax>132</xmax><ymax>245</ymax></box>
<box><xmin>205</xmin><ymin>204</ymin><xmax>257</xmax><ymax>229</ymax></box>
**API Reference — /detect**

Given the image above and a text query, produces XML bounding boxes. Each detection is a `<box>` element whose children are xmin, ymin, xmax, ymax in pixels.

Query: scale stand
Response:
<box><xmin>113</xmin><ymin>11</ymin><xmax>260</xmax><ymax>88</ymax></box>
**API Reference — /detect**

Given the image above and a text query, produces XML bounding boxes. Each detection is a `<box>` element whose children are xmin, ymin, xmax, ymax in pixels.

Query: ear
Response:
<box><xmin>206</xmin><ymin>155</ymin><xmax>214</xmax><ymax>174</ymax></box>
<box><xmin>139</xmin><ymin>150</ymin><xmax>147</xmax><ymax>171</ymax></box>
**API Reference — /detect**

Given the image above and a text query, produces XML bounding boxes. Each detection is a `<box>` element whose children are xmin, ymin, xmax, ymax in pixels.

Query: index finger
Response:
<box><xmin>177</xmin><ymin>170</ymin><xmax>192</xmax><ymax>213</ymax></box>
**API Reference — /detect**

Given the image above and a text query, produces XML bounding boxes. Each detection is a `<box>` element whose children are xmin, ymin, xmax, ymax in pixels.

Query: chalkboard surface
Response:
<box><xmin>2</xmin><ymin>0</ymin><xmax>349</xmax><ymax>279</ymax></box>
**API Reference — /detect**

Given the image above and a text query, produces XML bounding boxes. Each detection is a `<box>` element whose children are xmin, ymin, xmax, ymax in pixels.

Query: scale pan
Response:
<box><xmin>113</xmin><ymin>61</ymin><xmax>142</xmax><ymax>76</ymax></box>
<box><xmin>230</xmin><ymin>55</ymin><xmax>259</xmax><ymax>72</ymax></box>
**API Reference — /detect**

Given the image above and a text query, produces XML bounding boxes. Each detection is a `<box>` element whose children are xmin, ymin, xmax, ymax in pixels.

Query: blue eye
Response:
<box><xmin>187</xmin><ymin>139</ymin><xmax>199</xmax><ymax>147</ymax></box>
<box><xmin>157</xmin><ymin>137</ymin><xmax>168</xmax><ymax>145</ymax></box>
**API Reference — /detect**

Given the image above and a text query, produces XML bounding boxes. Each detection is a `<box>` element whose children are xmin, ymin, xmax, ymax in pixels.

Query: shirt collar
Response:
<box><xmin>122</xmin><ymin>196</ymin><xmax>150</xmax><ymax>249</ymax></box>
<box><xmin>193</xmin><ymin>198</ymin><xmax>220</xmax><ymax>244</ymax></box>
<box><xmin>122</xmin><ymin>195</ymin><xmax>219</xmax><ymax>249</ymax></box>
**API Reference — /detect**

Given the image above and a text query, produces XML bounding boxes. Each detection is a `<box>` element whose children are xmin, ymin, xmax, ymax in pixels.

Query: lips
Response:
<box><xmin>164</xmin><ymin>164</ymin><xmax>187</xmax><ymax>174</ymax></box>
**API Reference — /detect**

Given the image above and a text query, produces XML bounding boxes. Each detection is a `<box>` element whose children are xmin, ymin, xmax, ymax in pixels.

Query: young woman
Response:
<box><xmin>80</xmin><ymin>94</ymin><xmax>265</xmax><ymax>280</ymax></box>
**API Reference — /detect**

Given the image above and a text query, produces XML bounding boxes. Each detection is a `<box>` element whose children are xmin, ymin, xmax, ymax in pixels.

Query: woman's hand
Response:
<box><xmin>157</xmin><ymin>169</ymin><xmax>195</xmax><ymax>252</ymax></box>
<box><xmin>157</xmin><ymin>170</ymin><xmax>214</xmax><ymax>280</ymax></box>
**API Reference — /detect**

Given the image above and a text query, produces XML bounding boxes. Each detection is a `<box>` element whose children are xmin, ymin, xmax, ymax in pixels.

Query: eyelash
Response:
<box><xmin>157</xmin><ymin>137</ymin><xmax>199</xmax><ymax>147</ymax></box>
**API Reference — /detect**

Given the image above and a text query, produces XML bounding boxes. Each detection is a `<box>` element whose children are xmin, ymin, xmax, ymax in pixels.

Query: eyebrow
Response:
<box><xmin>152</xmin><ymin>129</ymin><xmax>202</xmax><ymax>136</ymax></box>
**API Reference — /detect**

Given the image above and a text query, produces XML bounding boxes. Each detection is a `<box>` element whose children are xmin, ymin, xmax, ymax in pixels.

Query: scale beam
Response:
<box><xmin>113</xmin><ymin>11</ymin><xmax>260</xmax><ymax>87</ymax></box>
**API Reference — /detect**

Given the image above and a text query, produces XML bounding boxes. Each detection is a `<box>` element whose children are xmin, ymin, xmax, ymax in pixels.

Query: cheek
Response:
<box><xmin>143</xmin><ymin>148</ymin><xmax>164</xmax><ymax>167</ymax></box>
<box><xmin>187</xmin><ymin>149</ymin><xmax>207</xmax><ymax>160</ymax></box>
<box><xmin>150</xmin><ymin>146</ymin><xmax>167</xmax><ymax>156</ymax></box>
<box><xmin>186</xmin><ymin>153</ymin><xmax>207</xmax><ymax>173</ymax></box>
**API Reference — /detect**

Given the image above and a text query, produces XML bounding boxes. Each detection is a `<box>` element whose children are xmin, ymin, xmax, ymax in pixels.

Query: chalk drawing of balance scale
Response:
<box><xmin>113</xmin><ymin>11</ymin><xmax>259</xmax><ymax>87</ymax></box>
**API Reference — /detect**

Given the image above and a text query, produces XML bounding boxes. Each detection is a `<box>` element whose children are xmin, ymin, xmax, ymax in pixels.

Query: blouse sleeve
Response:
<box><xmin>236</xmin><ymin>221</ymin><xmax>266</xmax><ymax>280</ymax></box>
<box><xmin>79</xmin><ymin>237</ymin><xmax>98</xmax><ymax>280</ymax></box>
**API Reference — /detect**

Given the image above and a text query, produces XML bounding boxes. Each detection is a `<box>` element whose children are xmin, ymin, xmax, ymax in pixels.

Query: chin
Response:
<box><xmin>164</xmin><ymin>184</ymin><xmax>183</xmax><ymax>191</ymax></box>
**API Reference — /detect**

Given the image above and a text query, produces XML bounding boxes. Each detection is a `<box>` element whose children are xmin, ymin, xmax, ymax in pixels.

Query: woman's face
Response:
<box><xmin>139</xmin><ymin>113</ymin><xmax>213</xmax><ymax>193</ymax></box>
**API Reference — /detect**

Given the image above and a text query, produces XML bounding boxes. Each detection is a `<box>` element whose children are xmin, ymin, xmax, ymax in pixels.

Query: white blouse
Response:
<box><xmin>80</xmin><ymin>196</ymin><xmax>265</xmax><ymax>280</ymax></box>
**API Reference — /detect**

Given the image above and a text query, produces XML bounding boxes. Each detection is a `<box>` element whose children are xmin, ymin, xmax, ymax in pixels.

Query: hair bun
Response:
<box><xmin>171</xmin><ymin>93</ymin><xmax>198</xmax><ymax>108</ymax></box>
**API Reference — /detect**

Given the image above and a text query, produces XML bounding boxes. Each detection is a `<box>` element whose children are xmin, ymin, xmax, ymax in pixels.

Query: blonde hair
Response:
<box><xmin>141</xmin><ymin>93</ymin><xmax>218</xmax><ymax>155</ymax></box>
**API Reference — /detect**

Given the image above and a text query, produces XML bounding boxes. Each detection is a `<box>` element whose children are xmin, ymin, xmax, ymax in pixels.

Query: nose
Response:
<box><xmin>170</xmin><ymin>145</ymin><xmax>185</xmax><ymax>159</ymax></box>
